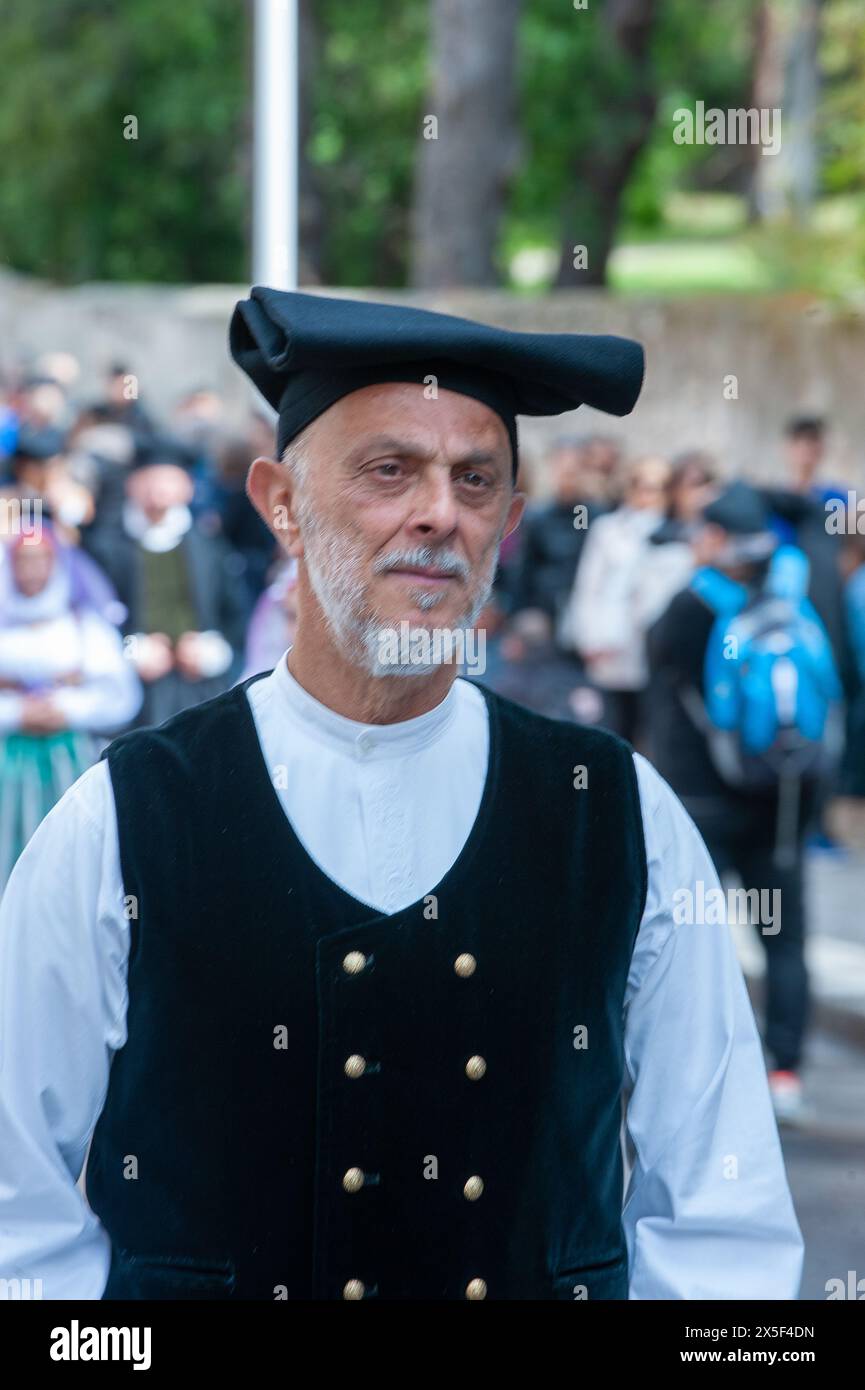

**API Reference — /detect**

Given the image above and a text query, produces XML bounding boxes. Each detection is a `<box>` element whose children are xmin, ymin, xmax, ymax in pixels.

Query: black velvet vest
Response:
<box><xmin>87</xmin><ymin>675</ymin><xmax>647</xmax><ymax>1301</ymax></box>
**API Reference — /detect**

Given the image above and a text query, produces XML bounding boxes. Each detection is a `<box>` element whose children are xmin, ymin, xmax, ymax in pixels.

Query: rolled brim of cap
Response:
<box><xmin>229</xmin><ymin>288</ymin><xmax>645</xmax><ymax>465</ymax></box>
<box><xmin>273</xmin><ymin>357</ymin><xmax>520</xmax><ymax>463</ymax></box>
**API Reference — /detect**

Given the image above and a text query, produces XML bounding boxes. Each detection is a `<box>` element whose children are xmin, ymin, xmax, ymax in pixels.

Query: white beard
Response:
<box><xmin>298</xmin><ymin>499</ymin><xmax>500</xmax><ymax>678</ymax></box>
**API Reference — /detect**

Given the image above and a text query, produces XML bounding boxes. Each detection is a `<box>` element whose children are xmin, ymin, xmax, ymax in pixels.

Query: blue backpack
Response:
<box><xmin>689</xmin><ymin>545</ymin><xmax>843</xmax><ymax>797</ymax></box>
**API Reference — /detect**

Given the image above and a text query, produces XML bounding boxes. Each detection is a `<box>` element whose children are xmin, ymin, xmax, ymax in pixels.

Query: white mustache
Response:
<box><xmin>372</xmin><ymin>546</ymin><xmax>470</xmax><ymax>580</ymax></box>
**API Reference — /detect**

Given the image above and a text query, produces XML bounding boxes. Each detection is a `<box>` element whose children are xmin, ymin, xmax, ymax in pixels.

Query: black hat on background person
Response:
<box><xmin>229</xmin><ymin>288</ymin><xmax>646</xmax><ymax>471</ymax></box>
<box><xmin>81</xmin><ymin>362</ymin><xmax>157</xmax><ymax>445</ymax></box>
<box><xmin>11</xmin><ymin>424</ymin><xmax>67</xmax><ymax>465</ymax></box>
<box><xmin>703</xmin><ymin>478</ymin><xmax>770</xmax><ymax>532</ymax></box>
<box><xmin>697</xmin><ymin>479</ymin><xmax>779</xmax><ymax>569</ymax></box>
<box><xmin>129</xmin><ymin>434</ymin><xmax>199</xmax><ymax>473</ymax></box>
<box><xmin>1</xmin><ymin>425</ymin><xmax>67</xmax><ymax>487</ymax></box>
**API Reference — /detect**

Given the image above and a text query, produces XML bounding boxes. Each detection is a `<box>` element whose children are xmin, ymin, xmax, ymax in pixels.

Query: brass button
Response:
<box><xmin>344</xmin><ymin>1054</ymin><xmax>367</xmax><ymax>1078</ymax></box>
<box><xmin>343</xmin><ymin>1279</ymin><xmax>365</xmax><ymax>1300</ymax></box>
<box><xmin>454</xmin><ymin>953</ymin><xmax>476</xmax><ymax>978</ymax></box>
<box><xmin>463</xmin><ymin>1175</ymin><xmax>484</xmax><ymax>1201</ymax></box>
<box><xmin>465</xmin><ymin>1277</ymin><xmax>487</xmax><ymax>1300</ymax></box>
<box><xmin>342</xmin><ymin>951</ymin><xmax>367</xmax><ymax>975</ymax></box>
<box><xmin>465</xmin><ymin>1054</ymin><xmax>487</xmax><ymax>1080</ymax></box>
<box><xmin>342</xmin><ymin>1167</ymin><xmax>365</xmax><ymax>1193</ymax></box>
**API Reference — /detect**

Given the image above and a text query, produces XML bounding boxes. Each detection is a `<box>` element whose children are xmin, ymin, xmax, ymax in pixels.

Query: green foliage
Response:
<box><xmin>0</xmin><ymin>0</ymin><xmax>247</xmax><ymax>283</ymax></box>
<box><xmin>0</xmin><ymin>0</ymin><xmax>861</xmax><ymax>289</ymax></box>
<box><xmin>308</xmin><ymin>0</ymin><xmax>428</xmax><ymax>286</ymax></box>
<box><xmin>508</xmin><ymin>0</ymin><xmax>757</xmax><ymax>273</ymax></box>
<box><xmin>821</xmin><ymin>0</ymin><xmax>865</xmax><ymax>196</ymax></box>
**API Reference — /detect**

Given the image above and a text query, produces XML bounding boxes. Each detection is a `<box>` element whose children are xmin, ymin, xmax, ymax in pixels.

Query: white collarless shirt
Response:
<box><xmin>0</xmin><ymin>653</ymin><xmax>804</xmax><ymax>1300</ymax></box>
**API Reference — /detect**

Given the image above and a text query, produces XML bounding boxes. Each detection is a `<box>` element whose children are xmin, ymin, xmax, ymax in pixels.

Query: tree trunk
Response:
<box><xmin>410</xmin><ymin>0</ymin><xmax>523</xmax><ymax>288</ymax></box>
<box><xmin>750</xmin><ymin>0</ymin><xmax>824</xmax><ymax>224</ymax></box>
<box><xmin>554</xmin><ymin>0</ymin><xmax>660</xmax><ymax>288</ymax></box>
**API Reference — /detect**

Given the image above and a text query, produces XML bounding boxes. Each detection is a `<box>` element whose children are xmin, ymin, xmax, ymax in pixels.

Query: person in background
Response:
<box><xmin>82</xmin><ymin>445</ymin><xmax>247</xmax><ymax>727</ymax></box>
<box><xmin>647</xmin><ymin>481</ymin><xmax>834</xmax><ymax>1123</ymax></box>
<box><xmin>761</xmin><ymin>417</ymin><xmax>856</xmax><ymax>847</ymax></box>
<box><xmin>829</xmin><ymin>533</ymin><xmax>865</xmax><ymax>845</ymax></box>
<box><xmin>0</xmin><ymin>377</ymin><xmax>17</xmax><ymax>463</ymax></box>
<box><xmin>85</xmin><ymin>362</ymin><xmax>157</xmax><ymax>452</ymax></box>
<box><xmin>581</xmin><ymin>433</ymin><xmax>623</xmax><ymax>506</ymax></box>
<box><xmin>560</xmin><ymin>455</ymin><xmax>671</xmax><ymax>743</ymax></box>
<box><xmin>667</xmin><ymin>450</ymin><xmax>717</xmax><ymax>529</ymax></box>
<box><xmin>241</xmin><ymin>558</ymin><xmax>299</xmax><ymax>679</ymax></box>
<box><xmin>762</xmin><ymin>416</ymin><xmax>852</xmax><ymax>690</ymax></box>
<box><xmin>67</xmin><ymin>418</ymin><xmax>137</xmax><ymax>534</ymax></box>
<box><xmin>9</xmin><ymin>374</ymin><xmax>70</xmax><ymax>437</ymax></box>
<box><xmin>636</xmin><ymin>451</ymin><xmax>719</xmax><ymax>662</ymax></box>
<box><xmin>169</xmin><ymin>387</ymin><xmax>227</xmax><ymax>517</ymax></box>
<box><xmin>199</xmin><ymin>433</ymin><xmax>279</xmax><ymax>611</ymax></box>
<box><xmin>0</xmin><ymin>528</ymin><xmax>141</xmax><ymax>889</ymax></box>
<box><xmin>171</xmin><ymin>386</ymin><xmax>225</xmax><ymax>460</ymax></box>
<box><xmin>506</xmin><ymin>436</ymin><xmax>612</xmax><ymax>641</ymax></box>
<box><xmin>490</xmin><ymin>449</ymin><xmax>533</xmax><ymax>608</ymax></box>
<box><xmin>0</xmin><ymin>425</ymin><xmax>95</xmax><ymax>537</ymax></box>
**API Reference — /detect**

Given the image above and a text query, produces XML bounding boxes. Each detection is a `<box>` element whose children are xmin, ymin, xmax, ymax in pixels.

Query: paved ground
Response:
<box><xmin>737</xmin><ymin>842</ymin><xmax>865</xmax><ymax>1301</ymax></box>
<box><xmin>776</xmin><ymin>1029</ymin><xmax>865</xmax><ymax>1300</ymax></box>
<box><xmin>734</xmin><ymin>845</ymin><xmax>865</xmax><ymax>1035</ymax></box>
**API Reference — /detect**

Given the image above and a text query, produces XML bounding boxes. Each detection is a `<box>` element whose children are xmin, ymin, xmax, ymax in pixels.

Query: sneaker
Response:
<box><xmin>768</xmin><ymin>1069</ymin><xmax>805</xmax><ymax>1125</ymax></box>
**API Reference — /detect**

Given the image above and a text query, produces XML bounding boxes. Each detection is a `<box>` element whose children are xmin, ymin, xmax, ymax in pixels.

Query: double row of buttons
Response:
<box><xmin>338</xmin><ymin>948</ymin><xmax>488</xmax><ymax>1300</ymax></box>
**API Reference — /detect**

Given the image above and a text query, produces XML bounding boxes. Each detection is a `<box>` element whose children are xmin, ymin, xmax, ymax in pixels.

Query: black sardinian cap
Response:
<box><xmin>229</xmin><ymin>288</ymin><xmax>645</xmax><ymax>473</ymax></box>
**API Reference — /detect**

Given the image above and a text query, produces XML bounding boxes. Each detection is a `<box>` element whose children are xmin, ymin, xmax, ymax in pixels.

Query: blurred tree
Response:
<box><xmin>0</xmin><ymin>0</ymin><xmax>859</xmax><ymax>289</ymax></box>
<box><xmin>750</xmin><ymin>0</ymin><xmax>825</xmax><ymax>223</ymax></box>
<box><xmin>0</xmin><ymin>0</ymin><xmax>249</xmax><ymax>283</ymax></box>
<box><xmin>820</xmin><ymin>0</ymin><xmax>865</xmax><ymax>196</ymax></box>
<box><xmin>553</xmin><ymin>0</ymin><xmax>660</xmax><ymax>287</ymax></box>
<box><xmin>409</xmin><ymin>0</ymin><xmax>523</xmax><ymax>288</ymax></box>
<box><xmin>511</xmin><ymin>0</ymin><xmax>757</xmax><ymax>280</ymax></box>
<box><xmin>308</xmin><ymin>0</ymin><xmax>428</xmax><ymax>286</ymax></box>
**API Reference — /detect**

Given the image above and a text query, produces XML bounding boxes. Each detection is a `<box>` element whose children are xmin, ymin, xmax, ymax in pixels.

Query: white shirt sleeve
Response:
<box><xmin>623</xmin><ymin>752</ymin><xmax>805</xmax><ymax>1299</ymax></box>
<box><xmin>0</xmin><ymin>760</ymin><xmax>128</xmax><ymax>1300</ymax></box>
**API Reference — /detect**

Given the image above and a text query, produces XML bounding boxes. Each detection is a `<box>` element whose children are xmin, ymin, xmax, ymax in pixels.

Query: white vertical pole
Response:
<box><xmin>253</xmin><ymin>0</ymin><xmax>298</xmax><ymax>288</ymax></box>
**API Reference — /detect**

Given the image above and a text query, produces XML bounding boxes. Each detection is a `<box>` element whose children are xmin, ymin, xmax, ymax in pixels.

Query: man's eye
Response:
<box><xmin>459</xmin><ymin>471</ymin><xmax>491</xmax><ymax>489</ymax></box>
<box><xmin>371</xmin><ymin>460</ymin><xmax>403</xmax><ymax>478</ymax></box>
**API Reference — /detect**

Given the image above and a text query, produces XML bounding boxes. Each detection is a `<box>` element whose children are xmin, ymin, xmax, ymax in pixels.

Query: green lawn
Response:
<box><xmin>507</xmin><ymin>194</ymin><xmax>865</xmax><ymax>297</ymax></box>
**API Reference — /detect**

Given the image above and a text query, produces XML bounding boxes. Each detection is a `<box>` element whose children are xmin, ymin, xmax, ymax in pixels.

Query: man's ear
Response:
<box><xmin>502</xmin><ymin>489</ymin><xmax>527</xmax><ymax>542</ymax></box>
<box><xmin>246</xmin><ymin>456</ymin><xmax>304</xmax><ymax>557</ymax></box>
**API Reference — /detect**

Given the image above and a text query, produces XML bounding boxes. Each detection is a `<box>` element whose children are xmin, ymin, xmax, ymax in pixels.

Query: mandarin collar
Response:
<box><xmin>270</xmin><ymin>650</ymin><xmax>459</xmax><ymax>760</ymax></box>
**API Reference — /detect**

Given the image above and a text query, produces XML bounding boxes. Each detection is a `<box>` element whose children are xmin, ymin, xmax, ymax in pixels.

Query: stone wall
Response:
<box><xmin>2</xmin><ymin>271</ymin><xmax>864</xmax><ymax>488</ymax></box>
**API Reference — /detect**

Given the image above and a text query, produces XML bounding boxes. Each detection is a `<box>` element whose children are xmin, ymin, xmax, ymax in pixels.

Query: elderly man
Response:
<box><xmin>0</xmin><ymin>291</ymin><xmax>802</xmax><ymax>1302</ymax></box>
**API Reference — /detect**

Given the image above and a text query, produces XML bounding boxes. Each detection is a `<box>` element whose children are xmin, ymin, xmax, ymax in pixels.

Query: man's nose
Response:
<box><xmin>407</xmin><ymin>468</ymin><xmax>459</xmax><ymax>537</ymax></box>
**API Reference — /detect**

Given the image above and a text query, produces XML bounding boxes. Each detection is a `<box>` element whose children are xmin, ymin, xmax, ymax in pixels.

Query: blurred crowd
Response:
<box><xmin>480</xmin><ymin>420</ymin><xmax>865</xmax><ymax>1117</ymax></box>
<box><xmin>2</xmin><ymin>354</ymin><xmax>865</xmax><ymax>1116</ymax></box>
<box><xmin>0</xmin><ymin>356</ymin><xmax>297</xmax><ymax>885</ymax></box>
<box><xmin>486</xmin><ymin>422</ymin><xmax>865</xmax><ymax>799</ymax></box>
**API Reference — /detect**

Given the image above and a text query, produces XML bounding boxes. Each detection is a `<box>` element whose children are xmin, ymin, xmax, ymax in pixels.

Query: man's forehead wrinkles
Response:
<box><xmin>338</xmin><ymin>432</ymin><xmax>505</xmax><ymax>468</ymax></box>
<box><xmin>344</xmin><ymin>433</ymin><xmax>437</xmax><ymax>461</ymax></box>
